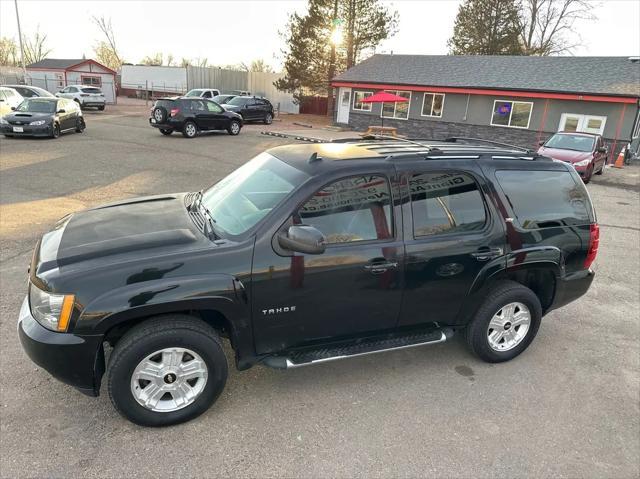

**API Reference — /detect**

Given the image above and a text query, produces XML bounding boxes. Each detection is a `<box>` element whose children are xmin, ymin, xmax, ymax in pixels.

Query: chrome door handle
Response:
<box><xmin>364</xmin><ymin>261</ymin><xmax>398</xmax><ymax>274</ymax></box>
<box><xmin>471</xmin><ymin>247</ymin><xmax>503</xmax><ymax>261</ymax></box>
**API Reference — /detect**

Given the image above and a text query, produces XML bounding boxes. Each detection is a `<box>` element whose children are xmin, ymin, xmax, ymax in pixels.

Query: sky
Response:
<box><xmin>0</xmin><ymin>0</ymin><xmax>639</xmax><ymax>70</ymax></box>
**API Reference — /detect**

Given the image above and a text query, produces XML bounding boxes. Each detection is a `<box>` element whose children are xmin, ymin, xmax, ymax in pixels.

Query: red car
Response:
<box><xmin>537</xmin><ymin>132</ymin><xmax>607</xmax><ymax>183</ymax></box>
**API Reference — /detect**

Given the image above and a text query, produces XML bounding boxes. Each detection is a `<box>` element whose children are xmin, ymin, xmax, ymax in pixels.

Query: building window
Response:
<box><xmin>55</xmin><ymin>73</ymin><xmax>64</xmax><ymax>89</ymax></box>
<box><xmin>381</xmin><ymin>90</ymin><xmax>411</xmax><ymax>120</ymax></box>
<box><xmin>559</xmin><ymin>113</ymin><xmax>606</xmax><ymax>135</ymax></box>
<box><xmin>490</xmin><ymin>100</ymin><xmax>533</xmax><ymax>129</ymax></box>
<box><xmin>421</xmin><ymin>93</ymin><xmax>445</xmax><ymax>117</ymax></box>
<box><xmin>81</xmin><ymin>75</ymin><xmax>102</xmax><ymax>87</ymax></box>
<box><xmin>353</xmin><ymin>91</ymin><xmax>373</xmax><ymax>111</ymax></box>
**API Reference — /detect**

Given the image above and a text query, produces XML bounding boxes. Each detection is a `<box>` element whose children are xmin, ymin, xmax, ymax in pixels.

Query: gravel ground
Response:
<box><xmin>0</xmin><ymin>111</ymin><xmax>638</xmax><ymax>478</ymax></box>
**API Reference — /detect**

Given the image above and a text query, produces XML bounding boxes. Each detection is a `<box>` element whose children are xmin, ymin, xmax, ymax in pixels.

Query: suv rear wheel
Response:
<box><xmin>182</xmin><ymin>121</ymin><xmax>198</xmax><ymax>138</ymax></box>
<box><xmin>159</xmin><ymin>128</ymin><xmax>173</xmax><ymax>136</ymax></box>
<box><xmin>107</xmin><ymin>315</ymin><xmax>228</xmax><ymax>427</ymax></box>
<box><xmin>466</xmin><ymin>281</ymin><xmax>542</xmax><ymax>363</ymax></box>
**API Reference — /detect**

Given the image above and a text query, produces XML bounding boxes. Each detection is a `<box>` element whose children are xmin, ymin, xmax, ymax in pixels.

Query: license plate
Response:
<box><xmin>13</xmin><ymin>126</ymin><xmax>23</xmax><ymax>133</ymax></box>
<box><xmin>150</xmin><ymin>119</ymin><xmax>156</xmax><ymax>124</ymax></box>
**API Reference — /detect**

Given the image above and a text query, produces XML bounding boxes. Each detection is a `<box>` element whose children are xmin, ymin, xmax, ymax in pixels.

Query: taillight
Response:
<box><xmin>170</xmin><ymin>108</ymin><xmax>180</xmax><ymax>117</ymax></box>
<box><xmin>584</xmin><ymin>223</ymin><xmax>599</xmax><ymax>269</ymax></box>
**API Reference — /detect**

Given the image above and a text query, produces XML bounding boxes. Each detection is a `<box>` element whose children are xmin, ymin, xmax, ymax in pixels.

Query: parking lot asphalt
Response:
<box><xmin>1</xmin><ymin>111</ymin><xmax>638</xmax><ymax>478</ymax></box>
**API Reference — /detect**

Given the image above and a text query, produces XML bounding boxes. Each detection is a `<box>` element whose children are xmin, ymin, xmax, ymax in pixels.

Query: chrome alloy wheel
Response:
<box><xmin>487</xmin><ymin>302</ymin><xmax>531</xmax><ymax>352</ymax></box>
<box><xmin>185</xmin><ymin>123</ymin><xmax>197</xmax><ymax>137</ymax></box>
<box><xmin>130</xmin><ymin>348</ymin><xmax>208</xmax><ymax>412</ymax></box>
<box><xmin>230</xmin><ymin>121</ymin><xmax>240</xmax><ymax>134</ymax></box>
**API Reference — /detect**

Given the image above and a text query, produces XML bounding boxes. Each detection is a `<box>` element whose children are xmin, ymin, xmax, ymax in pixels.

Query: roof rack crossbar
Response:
<box><xmin>444</xmin><ymin>136</ymin><xmax>531</xmax><ymax>153</ymax></box>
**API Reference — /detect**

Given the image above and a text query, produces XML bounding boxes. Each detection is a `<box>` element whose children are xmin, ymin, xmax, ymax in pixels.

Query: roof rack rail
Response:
<box><xmin>332</xmin><ymin>134</ymin><xmax>444</xmax><ymax>153</ymax></box>
<box><xmin>444</xmin><ymin>137</ymin><xmax>531</xmax><ymax>153</ymax></box>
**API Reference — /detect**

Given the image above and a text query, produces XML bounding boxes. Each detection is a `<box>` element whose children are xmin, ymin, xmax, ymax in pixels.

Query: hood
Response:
<box><xmin>537</xmin><ymin>146</ymin><xmax>592</xmax><ymax>163</ymax></box>
<box><xmin>5</xmin><ymin>111</ymin><xmax>54</xmax><ymax>123</ymax></box>
<box><xmin>34</xmin><ymin>194</ymin><xmax>206</xmax><ymax>276</ymax></box>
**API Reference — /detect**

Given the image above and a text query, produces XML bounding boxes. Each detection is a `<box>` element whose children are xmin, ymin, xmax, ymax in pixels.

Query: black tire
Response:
<box><xmin>159</xmin><ymin>128</ymin><xmax>173</xmax><ymax>136</ymax></box>
<box><xmin>152</xmin><ymin>106</ymin><xmax>168</xmax><ymax>124</ymax></box>
<box><xmin>3</xmin><ymin>135</ymin><xmax>14</xmax><ymax>138</ymax></box>
<box><xmin>263</xmin><ymin>112</ymin><xmax>273</xmax><ymax>125</ymax></box>
<box><xmin>75</xmin><ymin>117</ymin><xmax>86</xmax><ymax>133</ymax></box>
<box><xmin>583</xmin><ymin>165</ymin><xmax>593</xmax><ymax>184</ymax></box>
<box><xmin>51</xmin><ymin>123</ymin><xmax>60</xmax><ymax>139</ymax></box>
<box><xmin>182</xmin><ymin>120</ymin><xmax>198</xmax><ymax>138</ymax></box>
<box><xmin>75</xmin><ymin>99</ymin><xmax>84</xmax><ymax>111</ymax></box>
<box><xmin>595</xmin><ymin>162</ymin><xmax>604</xmax><ymax>175</ymax></box>
<box><xmin>465</xmin><ymin>281</ymin><xmax>542</xmax><ymax>363</ymax></box>
<box><xmin>107</xmin><ymin>315</ymin><xmax>228</xmax><ymax>427</ymax></box>
<box><xmin>98</xmin><ymin>105</ymin><xmax>105</xmax><ymax>111</ymax></box>
<box><xmin>227</xmin><ymin>120</ymin><xmax>241</xmax><ymax>136</ymax></box>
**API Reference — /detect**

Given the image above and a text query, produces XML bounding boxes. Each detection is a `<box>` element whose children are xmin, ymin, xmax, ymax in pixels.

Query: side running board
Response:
<box><xmin>263</xmin><ymin>328</ymin><xmax>453</xmax><ymax>369</ymax></box>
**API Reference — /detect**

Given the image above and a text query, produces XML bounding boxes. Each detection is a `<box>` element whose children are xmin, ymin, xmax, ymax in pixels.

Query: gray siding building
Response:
<box><xmin>332</xmin><ymin>55</ymin><xmax>640</xmax><ymax>161</ymax></box>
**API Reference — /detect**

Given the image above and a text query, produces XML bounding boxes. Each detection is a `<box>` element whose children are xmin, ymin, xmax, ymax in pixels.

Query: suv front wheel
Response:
<box><xmin>107</xmin><ymin>315</ymin><xmax>228</xmax><ymax>427</ymax></box>
<box><xmin>263</xmin><ymin>112</ymin><xmax>273</xmax><ymax>125</ymax></box>
<box><xmin>466</xmin><ymin>281</ymin><xmax>542</xmax><ymax>363</ymax></box>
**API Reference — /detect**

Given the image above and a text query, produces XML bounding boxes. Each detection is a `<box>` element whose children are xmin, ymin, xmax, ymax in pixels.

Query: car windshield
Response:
<box><xmin>185</xmin><ymin>90</ymin><xmax>203</xmax><ymax>97</ymax></box>
<box><xmin>16</xmin><ymin>99</ymin><xmax>56</xmax><ymax>113</ymax></box>
<box><xmin>213</xmin><ymin>95</ymin><xmax>233</xmax><ymax>104</ymax></box>
<box><xmin>545</xmin><ymin>134</ymin><xmax>595</xmax><ymax>152</ymax></box>
<box><xmin>226</xmin><ymin>97</ymin><xmax>249</xmax><ymax>106</ymax></box>
<box><xmin>201</xmin><ymin>152</ymin><xmax>308</xmax><ymax>236</ymax></box>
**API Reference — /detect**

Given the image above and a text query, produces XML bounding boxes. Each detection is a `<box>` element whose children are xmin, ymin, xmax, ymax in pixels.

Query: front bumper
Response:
<box><xmin>1</xmin><ymin>124</ymin><xmax>53</xmax><ymax>137</ymax></box>
<box><xmin>17</xmin><ymin>297</ymin><xmax>104</xmax><ymax>396</ymax></box>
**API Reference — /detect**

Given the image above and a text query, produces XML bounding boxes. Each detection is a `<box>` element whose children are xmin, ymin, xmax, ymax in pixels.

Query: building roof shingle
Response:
<box><xmin>334</xmin><ymin>55</ymin><xmax>640</xmax><ymax>97</ymax></box>
<box><xmin>26</xmin><ymin>59</ymin><xmax>87</xmax><ymax>69</ymax></box>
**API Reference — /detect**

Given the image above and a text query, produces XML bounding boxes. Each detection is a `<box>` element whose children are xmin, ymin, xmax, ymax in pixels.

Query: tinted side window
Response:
<box><xmin>496</xmin><ymin>170</ymin><xmax>592</xmax><ymax>229</ymax></box>
<box><xmin>410</xmin><ymin>172</ymin><xmax>486</xmax><ymax>237</ymax></box>
<box><xmin>206</xmin><ymin>101</ymin><xmax>223</xmax><ymax>113</ymax></box>
<box><xmin>298</xmin><ymin>175</ymin><xmax>393</xmax><ymax>244</ymax></box>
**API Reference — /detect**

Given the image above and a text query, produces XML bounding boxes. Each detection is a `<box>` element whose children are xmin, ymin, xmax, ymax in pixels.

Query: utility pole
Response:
<box><xmin>14</xmin><ymin>0</ymin><xmax>27</xmax><ymax>82</ymax></box>
<box><xmin>326</xmin><ymin>0</ymin><xmax>339</xmax><ymax>118</ymax></box>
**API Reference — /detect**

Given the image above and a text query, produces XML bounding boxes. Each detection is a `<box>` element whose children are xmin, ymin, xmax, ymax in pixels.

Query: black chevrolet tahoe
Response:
<box><xmin>18</xmin><ymin>138</ymin><xmax>598</xmax><ymax>426</ymax></box>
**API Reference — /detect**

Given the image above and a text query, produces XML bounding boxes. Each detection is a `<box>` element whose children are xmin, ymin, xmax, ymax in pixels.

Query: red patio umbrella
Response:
<box><xmin>361</xmin><ymin>91</ymin><xmax>409</xmax><ymax>127</ymax></box>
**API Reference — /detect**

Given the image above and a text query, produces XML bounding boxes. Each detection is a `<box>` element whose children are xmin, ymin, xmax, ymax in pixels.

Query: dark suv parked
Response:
<box><xmin>221</xmin><ymin>96</ymin><xmax>274</xmax><ymax>124</ymax></box>
<box><xmin>18</xmin><ymin>137</ymin><xmax>598</xmax><ymax>426</ymax></box>
<box><xmin>149</xmin><ymin>97</ymin><xmax>243</xmax><ymax>138</ymax></box>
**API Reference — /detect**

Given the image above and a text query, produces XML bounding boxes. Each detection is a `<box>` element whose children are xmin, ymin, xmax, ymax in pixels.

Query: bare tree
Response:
<box><xmin>140</xmin><ymin>53</ymin><xmax>163</xmax><ymax>66</ymax></box>
<box><xmin>22</xmin><ymin>29</ymin><xmax>52</xmax><ymax>64</ymax></box>
<box><xmin>249</xmin><ymin>59</ymin><xmax>275</xmax><ymax>73</ymax></box>
<box><xmin>519</xmin><ymin>0</ymin><xmax>595</xmax><ymax>55</ymax></box>
<box><xmin>0</xmin><ymin>37</ymin><xmax>19</xmax><ymax>66</ymax></box>
<box><xmin>92</xmin><ymin>16</ymin><xmax>122</xmax><ymax>68</ymax></box>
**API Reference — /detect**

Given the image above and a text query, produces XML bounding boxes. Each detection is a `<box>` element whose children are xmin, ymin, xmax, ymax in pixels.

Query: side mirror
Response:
<box><xmin>10</xmin><ymin>106</ymin><xmax>16</xmax><ymax>111</ymax></box>
<box><xmin>597</xmin><ymin>147</ymin><xmax>607</xmax><ymax>153</ymax></box>
<box><xmin>57</xmin><ymin>109</ymin><xmax>66</xmax><ymax>113</ymax></box>
<box><xmin>538</xmin><ymin>140</ymin><xmax>545</xmax><ymax>146</ymax></box>
<box><xmin>278</xmin><ymin>225</ymin><xmax>326</xmax><ymax>255</ymax></box>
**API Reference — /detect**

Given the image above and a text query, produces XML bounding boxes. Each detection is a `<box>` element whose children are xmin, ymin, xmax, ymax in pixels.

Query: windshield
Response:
<box><xmin>16</xmin><ymin>99</ymin><xmax>56</xmax><ymax>113</ymax></box>
<box><xmin>213</xmin><ymin>95</ymin><xmax>233</xmax><ymax>104</ymax></box>
<box><xmin>185</xmin><ymin>89</ymin><xmax>203</xmax><ymax>97</ymax></box>
<box><xmin>226</xmin><ymin>97</ymin><xmax>249</xmax><ymax>106</ymax></box>
<box><xmin>545</xmin><ymin>134</ymin><xmax>595</xmax><ymax>152</ymax></box>
<box><xmin>201</xmin><ymin>152</ymin><xmax>308</xmax><ymax>236</ymax></box>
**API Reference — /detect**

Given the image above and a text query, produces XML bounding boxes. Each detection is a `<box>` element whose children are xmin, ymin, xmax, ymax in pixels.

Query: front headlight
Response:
<box><xmin>29</xmin><ymin>283</ymin><xmax>75</xmax><ymax>332</ymax></box>
<box><xmin>574</xmin><ymin>159</ymin><xmax>591</xmax><ymax>167</ymax></box>
<box><xmin>29</xmin><ymin>120</ymin><xmax>46</xmax><ymax>126</ymax></box>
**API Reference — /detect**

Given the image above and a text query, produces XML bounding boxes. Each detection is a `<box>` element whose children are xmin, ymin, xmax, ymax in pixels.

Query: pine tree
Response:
<box><xmin>448</xmin><ymin>0</ymin><xmax>523</xmax><ymax>55</ymax></box>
